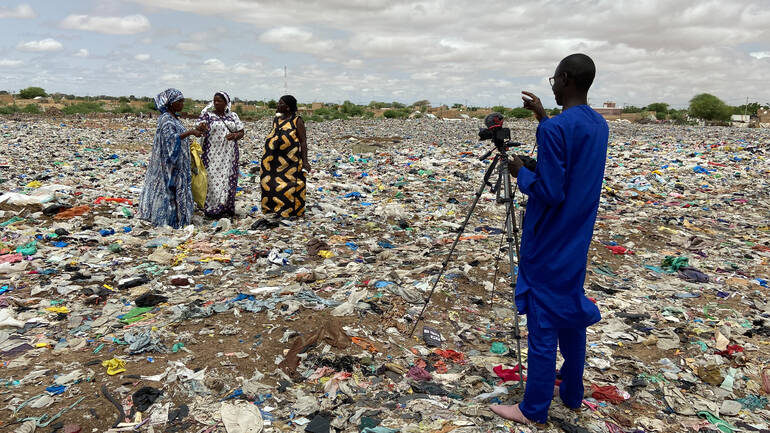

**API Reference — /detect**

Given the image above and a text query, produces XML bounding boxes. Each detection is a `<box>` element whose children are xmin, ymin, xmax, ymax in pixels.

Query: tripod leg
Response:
<box><xmin>408</xmin><ymin>157</ymin><xmax>499</xmax><ymax>337</ymax></box>
<box><xmin>488</xmin><ymin>211</ymin><xmax>509</xmax><ymax>307</ymax></box>
<box><xmin>500</xmin><ymin>158</ymin><xmax>525</xmax><ymax>391</ymax></box>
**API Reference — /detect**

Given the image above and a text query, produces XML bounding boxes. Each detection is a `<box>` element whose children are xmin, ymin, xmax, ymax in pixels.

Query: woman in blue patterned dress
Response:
<box><xmin>138</xmin><ymin>88</ymin><xmax>204</xmax><ymax>228</ymax></box>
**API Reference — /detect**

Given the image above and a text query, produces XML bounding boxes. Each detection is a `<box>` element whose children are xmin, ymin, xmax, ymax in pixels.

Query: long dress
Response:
<box><xmin>260</xmin><ymin>114</ymin><xmax>306</xmax><ymax>218</ymax></box>
<box><xmin>199</xmin><ymin>111</ymin><xmax>244</xmax><ymax>217</ymax></box>
<box><xmin>138</xmin><ymin>112</ymin><xmax>194</xmax><ymax>228</ymax></box>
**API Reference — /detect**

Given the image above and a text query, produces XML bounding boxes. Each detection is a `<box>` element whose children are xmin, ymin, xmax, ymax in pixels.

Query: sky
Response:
<box><xmin>0</xmin><ymin>0</ymin><xmax>769</xmax><ymax>108</ymax></box>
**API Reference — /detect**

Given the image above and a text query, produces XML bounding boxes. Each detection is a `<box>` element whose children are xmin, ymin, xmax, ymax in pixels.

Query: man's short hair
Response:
<box><xmin>560</xmin><ymin>53</ymin><xmax>596</xmax><ymax>92</ymax></box>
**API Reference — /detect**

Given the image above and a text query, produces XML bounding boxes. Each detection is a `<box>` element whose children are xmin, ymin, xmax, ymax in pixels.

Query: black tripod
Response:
<box><xmin>409</xmin><ymin>139</ymin><xmax>525</xmax><ymax>390</ymax></box>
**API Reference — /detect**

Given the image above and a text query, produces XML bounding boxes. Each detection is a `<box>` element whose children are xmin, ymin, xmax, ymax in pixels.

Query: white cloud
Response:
<box><xmin>0</xmin><ymin>4</ymin><xmax>35</xmax><ymax>19</ymax></box>
<box><xmin>75</xmin><ymin>49</ymin><xmax>89</xmax><ymax>57</ymax></box>
<box><xmin>260</xmin><ymin>26</ymin><xmax>335</xmax><ymax>53</ymax></box>
<box><xmin>21</xmin><ymin>0</ymin><xmax>770</xmax><ymax>106</ymax></box>
<box><xmin>135</xmin><ymin>54</ymin><xmax>151</xmax><ymax>61</ymax></box>
<box><xmin>175</xmin><ymin>42</ymin><xmax>204</xmax><ymax>51</ymax></box>
<box><xmin>0</xmin><ymin>59</ymin><xmax>24</xmax><ymax>67</ymax></box>
<box><xmin>60</xmin><ymin>14</ymin><xmax>150</xmax><ymax>35</ymax></box>
<box><xmin>17</xmin><ymin>38</ymin><xmax>63</xmax><ymax>52</ymax></box>
<box><xmin>203</xmin><ymin>58</ymin><xmax>226</xmax><ymax>72</ymax></box>
<box><xmin>161</xmin><ymin>73</ymin><xmax>183</xmax><ymax>81</ymax></box>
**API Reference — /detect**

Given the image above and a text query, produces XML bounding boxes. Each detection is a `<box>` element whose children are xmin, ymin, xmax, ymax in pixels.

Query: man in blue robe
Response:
<box><xmin>490</xmin><ymin>53</ymin><xmax>609</xmax><ymax>425</ymax></box>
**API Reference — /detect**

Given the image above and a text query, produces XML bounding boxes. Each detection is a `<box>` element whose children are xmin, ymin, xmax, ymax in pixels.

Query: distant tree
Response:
<box><xmin>129</xmin><ymin>95</ymin><xmax>136</xmax><ymax>101</ymax></box>
<box><xmin>118</xmin><ymin>96</ymin><xmax>129</xmax><ymax>103</ymax></box>
<box><xmin>234</xmin><ymin>104</ymin><xmax>244</xmax><ymax>115</ymax></box>
<box><xmin>622</xmin><ymin>105</ymin><xmax>642</xmax><ymax>113</ymax></box>
<box><xmin>340</xmin><ymin>101</ymin><xmax>364</xmax><ymax>116</ymax></box>
<box><xmin>689</xmin><ymin>93</ymin><xmax>731</xmax><ymax>121</ymax></box>
<box><xmin>267</xmin><ymin>99</ymin><xmax>278</xmax><ymax>109</ymax></box>
<box><xmin>412</xmin><ymin>99</ymin><xmax>430</xmax><ymax>109</ymax></box>
<box><xmin>391</xmin><ymin>102</ymin><xmax>405</xmax><ymax>109</ymax></box>
<box><xmin>732</xmin><ymin>102</ymin><xmax>760</xmax><ymax>116</ymax></box>
<box><xmin>19</xmin><ymin>87</ymin><xmax>46</xmax><ymax>99</ymax></box>
<box><xmin>491</xmin><ymin>105</ymin><xmax>508</xmax><ymax>114</ymax></box>
<box><xmin>548</xmin><ymin>108</ymin><xmax>561</xmax><ymax>115</ymax></box>
<box><xmin>644</xmin><ymin>101</ymin><xmax>667</xmax><ymax>113</ymax></box>
<box><xmin>383</xmin><ymin>109</ymin><xmax>408</xmax><ymax>119</ymax></box>
<box><xmin>452</xmin><ymin>103</ymin><xmax>463</xmax><ymax>109</ymax></box>
<box><xmin>0</xmin><ymin>91</ymin><xmax>9</xmax><ymax>95</ymax></box>
<box><xmin>510</xmin><ymin>107</ymin><xmax>533</xmax><ymax>118</ymax></box>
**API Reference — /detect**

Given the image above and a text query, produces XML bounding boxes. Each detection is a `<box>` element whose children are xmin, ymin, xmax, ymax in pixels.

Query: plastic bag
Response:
<box><xmin>190</xmin><ymin>139</ymin><xmax>208</xmax><ymax>209</ymax></box>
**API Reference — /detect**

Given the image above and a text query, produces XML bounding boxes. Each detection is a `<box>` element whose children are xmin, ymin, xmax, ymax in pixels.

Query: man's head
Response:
<box><xmin>550</xmin><ymin>53</ymin><xmax>595</xmax><ymax>106</ymax></box>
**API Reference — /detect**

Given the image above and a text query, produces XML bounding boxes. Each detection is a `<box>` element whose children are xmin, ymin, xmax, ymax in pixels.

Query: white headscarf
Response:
<box><xmin>200</xmin><ymin>91</ymin><xmax>231</xmax><ymax>116</ymax></box>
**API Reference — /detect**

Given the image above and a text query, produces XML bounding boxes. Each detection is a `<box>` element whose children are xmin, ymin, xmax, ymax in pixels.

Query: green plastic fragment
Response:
<box><xmin>119</xmin><ymin>307</ymin><xmax>153</xmax><ymax>324</ymax></box>
<box><xmin>490</xmin><ymin>342</ymin><xmax>507</xmax><ymax>354</ymax></box>
<box><xmin>1</xmin><ymin>216</ymin><xmax>24</xmax><ymax>227</ymax></box>
<box><xmin>16</xmin><ymin>240</ymin><xmax>37</xmax><ymax>256</ymax></box>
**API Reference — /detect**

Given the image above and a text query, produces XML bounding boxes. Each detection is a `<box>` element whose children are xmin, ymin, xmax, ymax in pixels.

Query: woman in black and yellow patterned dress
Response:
<box><xmin>260</xmin><ymin>95</ymin><xmax>311</xmax><ymax>218</ymax></box>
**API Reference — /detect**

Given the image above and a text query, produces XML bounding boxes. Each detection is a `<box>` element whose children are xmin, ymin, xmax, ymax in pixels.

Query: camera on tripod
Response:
<box><xmin>478</xmin><ymin>112</ymin><xmax>511</xmax><ymax>144</ymax></box>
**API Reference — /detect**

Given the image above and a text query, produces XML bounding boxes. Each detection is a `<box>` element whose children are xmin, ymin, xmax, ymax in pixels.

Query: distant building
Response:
<box><xmin>758</xmin><ymin>109</ymin><xmax>770</xmax><ymax>128</ymax></box>
<box><xmin>731</xmin><ymin>114</ymin><xmax>750</xmax><ymax>128</ymax></box>
<box><xmin>593</xmin><ymin>101</ymin><xmax>622</xmax><ymax>117</ymax></box>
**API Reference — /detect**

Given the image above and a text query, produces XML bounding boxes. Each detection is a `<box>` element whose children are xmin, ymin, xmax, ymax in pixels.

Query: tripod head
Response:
<box><xmin>479</xmin><ymin>140</ymin><xmax>526</xmax><ymax>161</ymax></box>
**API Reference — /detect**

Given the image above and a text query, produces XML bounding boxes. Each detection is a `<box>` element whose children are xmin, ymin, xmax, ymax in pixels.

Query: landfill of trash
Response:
<box><xmin>1</xmin><ymin>115</ymin><xmax>769</xmax><ymax>433</ymax></box>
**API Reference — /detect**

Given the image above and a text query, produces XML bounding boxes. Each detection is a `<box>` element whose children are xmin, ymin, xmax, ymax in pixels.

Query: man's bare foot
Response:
<box><xmin>490</xmin><ymin>403</ymin><xmax>532</xmax><ymax>424</ymax></box>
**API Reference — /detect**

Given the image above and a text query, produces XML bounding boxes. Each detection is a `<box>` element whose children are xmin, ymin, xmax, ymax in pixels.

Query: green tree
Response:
<box><xmin>688</xmin><ymin>93</ymin><xmax>731</xmax><ymax>121</ymax></box>
<box><xmin>510</xmin><ymin>107</ymin><xmax>533</xmax><ymax>118</ymax></box>
<box><xmin>491</xmin><ymin>105</ymin><xmax>507</xmax><ymax>114</ymax></box>
<box><xmin>19</xmin><ymin>87</ymin><xmax>47</xmax><ymax>99</ymax></box>
<box><xmin>383</xmin><ymin>109</ymin><xmax>408</xmax><ymax>119</ymax></box>
<box><xmin>118</xmin><ymin>96</ymin><xmax>130</xmax><ymax>103</ymax></box>
<box><xmin>732</xmin><ymin>102</ymin><xmax>760</xmax><ymax>116</ymax></box>
<box><xmin>622</xmin><ymin>105</ymin><xmax>642</xmax><ymax>113</ymax></box>
<box><xmin>644</xmin><ymin>101</ymin><xmax>667</xmax><ymax>114</ymax></box>
<box><xmin>452</xmin><ymin>103</ymin><xmax>463</xmax><ymax>109</ymax></box>
<box><xmin>391</xmin><ymin>102</ymin><xmax>405</xmax><ymax>109</ymax></box>
<box><xmin>548</xmin><ymin>108</ymin><xmax>561</xmax><ymax>116</ymax></box>
<box><xmin>234</xmin><ymin>104</ymin><xmax>244</xmax><ymax>115</ymax></box>
<box><xmin>340</xmin><ymin>100</ymin><xmax>364</xmax><ymax>116</ymax></box>
<box><xmin>267</xmin><ymin>99</ymin><xmax>278</xmax><ymax>109</ymax></box>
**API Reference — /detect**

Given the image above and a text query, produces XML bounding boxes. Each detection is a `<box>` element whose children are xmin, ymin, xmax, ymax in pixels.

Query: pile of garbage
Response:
<box><xmin>1</xmin><ymin>116</ymin><xmax>769</xmax><ymax>433</ymax></box>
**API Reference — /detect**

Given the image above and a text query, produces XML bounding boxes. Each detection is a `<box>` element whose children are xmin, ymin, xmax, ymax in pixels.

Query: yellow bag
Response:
<box><xmin>190</xmin><ymin>139</ymin><xmax>208</xmax><ymax>208</ymax></box>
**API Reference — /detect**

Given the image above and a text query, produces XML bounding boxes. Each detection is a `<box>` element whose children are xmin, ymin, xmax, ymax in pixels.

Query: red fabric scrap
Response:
<box><xmin>94</xmin><ymin>197</ymin><xmax>134</xmax><ymax>206</ymax></box>
<box><xmin>433</xmin><ymin>349</ymin><xmax>466</xmax><ymax>364</ymax></box>
<box><xmin>493</xmin><ymin>365</ymin><xmax>526</xmax><ymax>384</ymax></box>
<box><xmin>715</xmin><ymin>344</ymin><xmax>744</xmax><ymax>357</ymax></box>
<box><xmin>605</xmin><ymin>245</ymin><xmax>634</xmax><ymax>255</ymax></box>
<box><xmin>591</xmin><ymin>384</ymin><xmax>626</xmax><ymax>404</ymax></box>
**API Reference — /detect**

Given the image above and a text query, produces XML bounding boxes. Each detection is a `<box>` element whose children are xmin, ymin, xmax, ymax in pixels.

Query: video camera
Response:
<box><xmin>480</xmin><ymin>112</ymin><xmax>517</xmax><ymax>144</ymax></box>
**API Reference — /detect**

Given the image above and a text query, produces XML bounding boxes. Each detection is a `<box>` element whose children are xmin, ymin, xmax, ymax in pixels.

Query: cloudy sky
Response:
<box><xmin>1</xmin><ymin>0</ymin><xmax>768</xmax><ymax>108</ymax></box>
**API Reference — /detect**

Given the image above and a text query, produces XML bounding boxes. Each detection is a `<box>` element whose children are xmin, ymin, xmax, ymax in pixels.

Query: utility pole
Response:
<box><xmin>744</xmin><ymin>96</ymin><xmax>748</xmax><ymax>118</ymax></box>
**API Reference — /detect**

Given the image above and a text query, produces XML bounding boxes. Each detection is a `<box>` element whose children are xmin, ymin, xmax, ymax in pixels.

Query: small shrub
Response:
<box><xmin>21</xmin><ymin>104</ymin><xmax>41</xmax><ymax>114</ymax></box>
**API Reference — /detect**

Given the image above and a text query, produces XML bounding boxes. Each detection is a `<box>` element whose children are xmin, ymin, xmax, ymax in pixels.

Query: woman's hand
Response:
<box><xmin>302</xmin><ymin>159</ymin><xmax>312</xmax><ymax>173</ymax></box>
<box><xmin>188</xmin><ymin>129</ymin><xmax>203</xmax><ymax>138</ymax></box>
<box><xmin>225</xmin><ymin>133</ymin><xmax>237</xmax><ymax>141</ymax></box>
<box><xmin>197</xmin><ymin>123</ymin><xmax>209</xmax><ymax>133</ymax></box>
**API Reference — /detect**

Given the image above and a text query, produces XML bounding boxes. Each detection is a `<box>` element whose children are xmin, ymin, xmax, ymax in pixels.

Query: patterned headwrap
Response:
<box><xmin>200</xmin><ymin>91</ymin><xmax>231</xmax><ymax>116</ymax></box>
<box><xmin>154</xmin><ymin>88</ymin><xmax>184</xmax><ymax>113</ymax></box>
